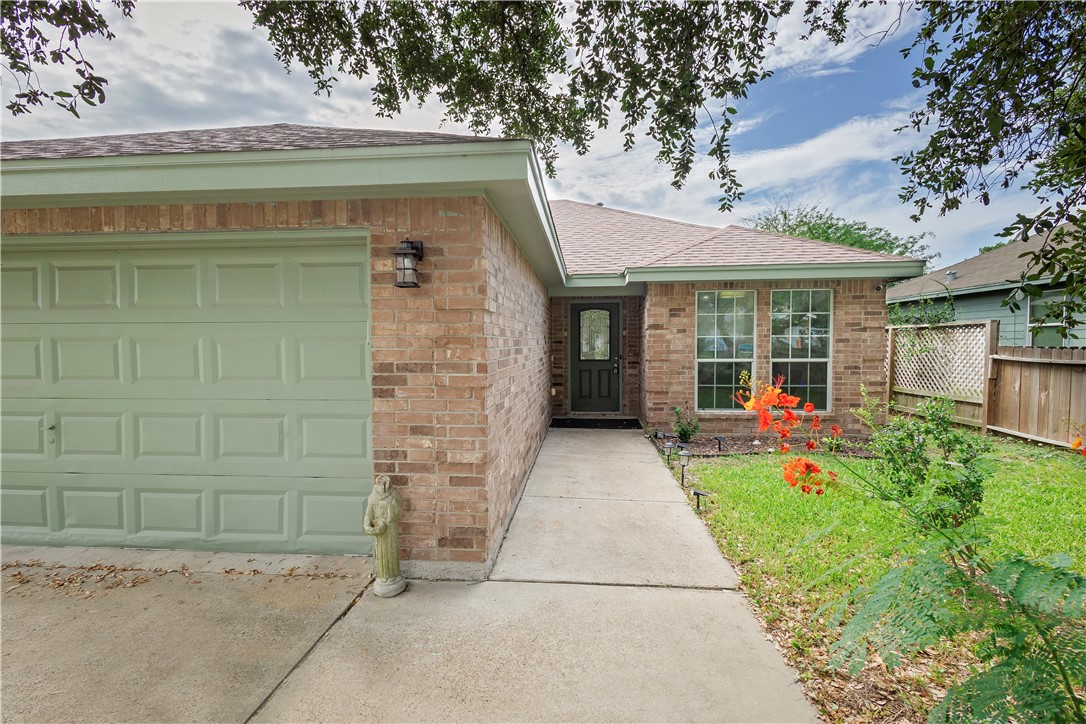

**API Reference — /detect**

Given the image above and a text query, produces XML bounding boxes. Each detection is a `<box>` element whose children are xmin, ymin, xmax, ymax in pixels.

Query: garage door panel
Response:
<box><xmin>2</xmin><ymin>322</ymin><xmax>371</xmax><ymax>399</ymax></box>
<box><xmin>53</xmin><ymin>262</ymin><xmax>121</xmax><ymax>309</ymax></box>
<box><xmin>3</xmin><ymin>247</ymin><xmax>369</xmax><ymax>324</ymax></box>
<box><xmin>1</xmin><ymin>472</ymin><xmax>371</xmax><ymax>554</ymax></box>
<box><xmin>2</xmin><ymin>399</ymin><xmax>372</xmax><ymax>478</ymax></box>
<box><xmin>2</xmin><ymin>238</ymin><xmax>371</xmax><ymax>556</ymax></box>
<box><xmin>1</xmin><ymin>262</ymin><xmax>43</xmax><ymax>310</ymax></box>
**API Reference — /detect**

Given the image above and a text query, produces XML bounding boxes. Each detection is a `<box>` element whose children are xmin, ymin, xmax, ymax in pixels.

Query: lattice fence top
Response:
<box><xmin>890</xmin><ymin>323</ymin><xmax>987</xmax><ymax>401</ymax></box>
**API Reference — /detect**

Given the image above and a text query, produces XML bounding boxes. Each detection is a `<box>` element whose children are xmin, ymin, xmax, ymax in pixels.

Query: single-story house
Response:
<box><xmin>887</xmin><ymin>224</ymin><xmax>1085</xmax><ymax>347</ymax></box>
<box><xmin>0</xmin><ymin>123</ymin><xmax>923</xmax><ymax>579</ymax></box>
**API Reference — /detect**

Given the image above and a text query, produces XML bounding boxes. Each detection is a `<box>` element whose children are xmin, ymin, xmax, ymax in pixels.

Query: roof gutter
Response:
<box><xmin>887</xmin><ymin>277</ymin><xmax>1051</xmax><ymax>304</ymax></box>
<box><xmin>625</xmin><ymin>260</ymin><xmax>925</xmax><ymax>283</ymax></box>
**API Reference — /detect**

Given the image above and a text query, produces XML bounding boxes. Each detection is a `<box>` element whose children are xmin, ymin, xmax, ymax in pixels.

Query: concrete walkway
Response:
<box><xmin>257</xmin><ymin>429</ymin><xmax>817</xmax><ymax>723</ymax></box>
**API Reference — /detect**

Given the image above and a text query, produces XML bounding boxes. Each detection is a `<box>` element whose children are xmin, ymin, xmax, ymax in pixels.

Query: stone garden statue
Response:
<box><xmin>363</xmin><ymin>474</ymin><xmax>406</xmax><ymax>597</ymax></box>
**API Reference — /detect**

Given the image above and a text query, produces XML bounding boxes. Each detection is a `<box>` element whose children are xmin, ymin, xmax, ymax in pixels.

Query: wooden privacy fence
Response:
<box><xmin>887</xmin><ymin>320</ymin><xmax>1086</xmax><ymax>447</ymax></box>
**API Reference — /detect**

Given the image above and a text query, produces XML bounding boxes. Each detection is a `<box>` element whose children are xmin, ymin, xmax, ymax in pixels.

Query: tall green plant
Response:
<box><xmin>737</xmin><ymin>378</ymin><xmax>1086</xmax><ymax>722</ymax></box>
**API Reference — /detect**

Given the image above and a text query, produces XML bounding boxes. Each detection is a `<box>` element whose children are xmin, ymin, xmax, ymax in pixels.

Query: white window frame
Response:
<box><xmin>694</xmin><ymin>289</ymin><xmax>757</xmax><ymax>412</ymax></box>
<box><xmin>1028</xmin><ymin>288</ymin><xmax>1086</xmax><ymax>348</ymax></box>
<box><xmin>769</xmin><ymin>288</ymin><xmax>833</xmax><ymax>413</ymax></box>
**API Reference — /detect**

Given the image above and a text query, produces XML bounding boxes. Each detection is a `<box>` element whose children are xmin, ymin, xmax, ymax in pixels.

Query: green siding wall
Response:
<box><xmin>894</xmin><ymin>290</ymin><xmax>1026</xmax><ymax>345</ymax></box>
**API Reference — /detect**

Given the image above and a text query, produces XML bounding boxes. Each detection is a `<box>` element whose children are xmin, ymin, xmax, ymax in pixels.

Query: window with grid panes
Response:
<box><xmin>770</xmin><ymin>289</ymin><xmax>832</xmax><ymax>410</ymax></box>
<box><xmin>695</xmin><ymin>290</ymin><xmax>755</xmax><ymax>410</ymax></box>
<box><xmin>1029</xmin><ymin>288</ymin><xmax>1086</xmax><ymax>348</ymax></box>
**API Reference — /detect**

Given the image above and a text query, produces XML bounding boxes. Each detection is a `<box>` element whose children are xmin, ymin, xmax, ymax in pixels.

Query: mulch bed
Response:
<box><xmin>648</xmin><ymin>431</ymin><xmax>875</xmax><ymax>458</ymax></box>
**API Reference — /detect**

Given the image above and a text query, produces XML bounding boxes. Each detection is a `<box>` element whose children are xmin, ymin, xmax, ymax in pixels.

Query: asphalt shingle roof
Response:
<box><xmin>550</xmin><ymin>199</ymin><xmax>917</xmax><ymax>275</ymax></box>
<box><xmin>886</xmin><ymin>226</ymin><xmax>1069</xmax><ymax>301</ymax></box>
<box><xmin>549</xmin><ymin>200</ymin><xmax>720</xmax><ymax>275</ymax></box>
<box><xmin>0</xmin><ymin>123</ymin><xmax>500</xmax><ymax>161</ymax></box>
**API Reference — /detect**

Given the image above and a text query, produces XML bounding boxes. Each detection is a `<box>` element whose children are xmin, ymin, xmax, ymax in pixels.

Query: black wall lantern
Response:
<box><xmin>393</xmin><ymin>239</ymin><xmax>425</xmax><ymax>288</ymax></box>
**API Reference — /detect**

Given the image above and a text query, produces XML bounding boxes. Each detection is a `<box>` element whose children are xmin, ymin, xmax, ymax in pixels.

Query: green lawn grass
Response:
<box><xmin>683</xmin><ymin>434</ymin><xmax>1086</xmax><ymax>719</ymax></box>
<box><xmin>690</xmin><ymin>435</ymin><xmax>1086</xmax><ymax>607</ymax></box>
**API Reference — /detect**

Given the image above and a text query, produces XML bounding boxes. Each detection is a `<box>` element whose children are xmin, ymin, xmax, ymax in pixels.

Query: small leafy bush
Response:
<box><xmin>673</xmin><ymin>406</ymin><xmax>700</xmax><ymax>443</ymax></box>
<box><xmin>859</xmin><ymin>396</ymin><xmax>990</xmax><ymax>528</ymax></box>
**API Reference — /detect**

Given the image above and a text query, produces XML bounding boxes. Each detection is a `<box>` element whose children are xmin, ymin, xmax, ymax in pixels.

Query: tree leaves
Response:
<box><xmin>1</xmin><ymin>0</ymin><xmax>134</xmax><ymax>117</ymax></box>
<box><xmin>744</xmin><ymin>202</ymin><xmax>941</xmax><ymax>268</ymax></box>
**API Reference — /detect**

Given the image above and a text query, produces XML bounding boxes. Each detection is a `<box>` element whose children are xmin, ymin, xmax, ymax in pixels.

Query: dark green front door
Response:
<box><xmin>570</xmin><ymin>302</ymin><xmax>621</xmax><ymax>412</ymax></box>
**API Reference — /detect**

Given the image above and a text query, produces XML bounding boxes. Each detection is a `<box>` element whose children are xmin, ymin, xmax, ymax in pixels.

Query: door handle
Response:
<box><xmin>612</xmin><ymin>363</ymin><xmax>619</xmax><ymax>374</ymax></box>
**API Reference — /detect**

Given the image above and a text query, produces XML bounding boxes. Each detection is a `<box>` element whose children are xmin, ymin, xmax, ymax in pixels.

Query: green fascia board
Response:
<box><xmin>1</xmin><ymin>140</ymin><xmax>567</xmax><ymax>288</ymax></box>
<box><xmin>554</xmin><ymin>260</ymin><xmax>924</xmax><ymax>292</ymax></box>
<box><xmin>626</xmin><ymin>260</ymin><xmax>925</xmax><ymax>282</ymax></box>
<box><xmin>549</xmin><ymin>282</ymin><xmax>647</xmax><ymax>297</ymax></box>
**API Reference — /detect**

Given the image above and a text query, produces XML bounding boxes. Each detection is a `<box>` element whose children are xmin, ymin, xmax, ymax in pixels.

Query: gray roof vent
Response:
<box><xmin>946</xmin><ymin>270</ymin><xmax>958</xmax><ymax>281</ymax></box>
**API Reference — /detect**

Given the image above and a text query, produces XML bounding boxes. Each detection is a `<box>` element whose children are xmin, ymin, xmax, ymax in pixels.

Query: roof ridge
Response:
<box><xmin>633</xmin><ymin>226</ymin><xmax>728</xmax><ymax>269</ymax></box>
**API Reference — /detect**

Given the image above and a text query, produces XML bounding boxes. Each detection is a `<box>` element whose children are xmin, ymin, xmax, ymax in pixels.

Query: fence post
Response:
<box><xmin>886</xmin><ymin>326</ymin><xmax>897</xmax><ymax>408</ymax></box>
<box><xmin>981</xmin><ymin>319</ymin><xmax>1000</xmax><ymax>434</ymax></box>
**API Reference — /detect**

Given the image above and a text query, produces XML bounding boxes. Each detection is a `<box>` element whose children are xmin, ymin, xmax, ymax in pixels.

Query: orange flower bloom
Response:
<box><xmin>810</xmin><ymin>415</ymin><xmax>821</xmax><ymax>431</ymax></box>
<box><xmin>1073</xmin><ymin>437</ymin><xmax>1083</xmax><ymax>450</ymax></box>
<box><xmin>757</xmin><ymin>408</ymin><xmax>773</xmax><ymax>432</ymax></box>
<box><xmin>803</xmin><ymin>402</ymin><xmax>815</xmax><ymax>413</ymax></box>
<box><xmin>779</xmin><ymin>393</ymin><xmax>801</xmax><ymax>408</ymax></box>
<box><xmin>805</xmin><ymin>438</ymin><xmax>817</xmax><ymax>451</ymax></box>
<box><xmin>780</xmin><ymin>443</ymin><xmax>790</xmax><ymax>453</ymax></box>
<box><xmin>830</xmin><ymin>425</ymin><xmax>842</xmax><ymax>438</ymax></box>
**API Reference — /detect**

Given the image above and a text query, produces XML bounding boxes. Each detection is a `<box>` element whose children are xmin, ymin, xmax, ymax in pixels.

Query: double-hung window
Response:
<box><xmin>695</xmin><ymin>290</ymin><xmax>755</xmax><ymax>410</ymax></box>
<box><xmin>1029</xmin><ymin>288</ymin><xmax>1086</xmax><ymax>348</ymax></box>
<box><xmin>770</xmin><ymin>289</ymin><xmax>832</xmax><ymax>411</ymax></box>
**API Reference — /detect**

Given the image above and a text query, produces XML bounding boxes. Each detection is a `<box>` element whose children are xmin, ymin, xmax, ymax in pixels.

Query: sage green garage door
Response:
<box><xmin>1</xmin><ymin>239</ymin><xmax>373</xmax><ymax>554</ymax></box>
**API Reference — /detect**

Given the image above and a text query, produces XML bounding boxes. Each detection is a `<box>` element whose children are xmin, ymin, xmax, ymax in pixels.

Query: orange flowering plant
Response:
<box><xmin>733</xmin><ymin>373</ymin><xmax>840</xmax><ymax>495</ymax></box>
<box><xmin>1070</xmin><ymin>420</ymin><xmax>1086</xmax><ymax>458</ymax></box>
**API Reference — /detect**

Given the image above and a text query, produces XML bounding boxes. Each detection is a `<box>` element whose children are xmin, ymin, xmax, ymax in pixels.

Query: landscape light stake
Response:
<box><xmin>678</xmin><ymin>450</ymin><xmax>693</xmax><ymax>486</ymax></box>
<box><xmin>713</xmin><ymin>435</ymin><xmax>726</xmax><ymax>452</ymax></box>
<box><xmin>663</xmin><ymin>441</ymin><xmax>675</xmax><ymax>464</ymax></box>
<box><xmin>692</xmin><ymin>489</ymin><xmax>711</xmax><ymax>511</ymax></box>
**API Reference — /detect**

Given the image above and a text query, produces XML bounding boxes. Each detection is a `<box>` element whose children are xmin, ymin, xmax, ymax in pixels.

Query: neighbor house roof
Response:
<box><xmin>886</xmin><ymin>225</ymin><xmax>1071</xmax><ymax>302</ymax></box>
<box><xmin>550</xmin><ymin>199</ymin><xmax>920</xmax><ymax>277</ymax></box>
<box><xmin>0</xmin><ymin>123</ymin><xmax>499</xmax><ymax>161</ymax></box>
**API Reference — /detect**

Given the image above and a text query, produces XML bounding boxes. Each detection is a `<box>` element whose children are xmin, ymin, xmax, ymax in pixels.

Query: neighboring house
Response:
<box><xmin>887</xmin><ymin>225</ymin><xmax>1085</xmax><ymax>347</ymax></box>
<box><xmin>0</xmin><ymin>124</ymin><xmax>923</xmax><ymax>579</ymax></box>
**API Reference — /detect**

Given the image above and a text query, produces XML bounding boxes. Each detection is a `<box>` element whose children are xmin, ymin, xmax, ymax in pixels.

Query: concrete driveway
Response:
<box><xmin>1</xmin><ymin>547</ymin><xmax>372</xmax><ymax>723</ymax></box>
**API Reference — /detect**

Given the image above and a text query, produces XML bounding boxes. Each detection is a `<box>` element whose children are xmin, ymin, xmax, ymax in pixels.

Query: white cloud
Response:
<box><xmin>766</xmin><ymin>2</ymin><xmax>923</xmax><ymax>78</ymax></box>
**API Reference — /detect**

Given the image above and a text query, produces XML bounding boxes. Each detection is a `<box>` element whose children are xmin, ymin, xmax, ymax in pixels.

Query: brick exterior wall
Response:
<box><xmin>1</xmin><ymin>197</ymin><xmax>550</xmax><ymax>579</ymax></box>
<box><xmin>641</xmin><ymin>280</ymin><xmax>889</xmax><ymax>437</ymax></box>
<box><xmin>483</xmin><ymin>212</ymin><xmax>551</xmax><ymax>564</ymax></box>
<box><xmin>549</xmin><ymin>296</ymin><xmax>643</xmax><ymax>417</ymax></box>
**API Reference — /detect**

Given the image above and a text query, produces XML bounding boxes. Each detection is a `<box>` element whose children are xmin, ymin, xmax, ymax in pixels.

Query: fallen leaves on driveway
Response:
<box><xmin>3</xmin><ymin>561</ymin><xmax>196</xmax><ymax>599</ymax></box>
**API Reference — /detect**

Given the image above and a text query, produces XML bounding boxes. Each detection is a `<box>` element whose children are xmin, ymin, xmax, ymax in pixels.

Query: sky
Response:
<box><xmin>0</xmin><ymin>1</ymin><xmax>1034</xmax><ymax>267</ymax></box>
